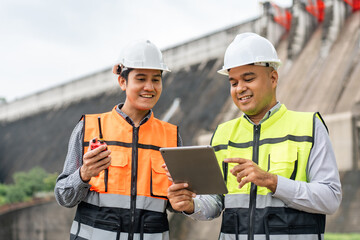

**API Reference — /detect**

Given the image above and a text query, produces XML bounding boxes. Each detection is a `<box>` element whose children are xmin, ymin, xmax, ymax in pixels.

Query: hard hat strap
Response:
<box><xmin>251</xmin><ymin>62</ymin><xmax>270</xmax><ymax>67</ymax></box>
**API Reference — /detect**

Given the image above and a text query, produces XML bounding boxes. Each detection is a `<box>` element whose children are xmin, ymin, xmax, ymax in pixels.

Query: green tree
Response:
<box><xmin>0</xmin><ymin>167</ymin><xmax>58</xmax><ymax>206</ymax></box>
<box><xmin>5</xmin><ymin>184</ymin><xmax>28</xmax><ymax>204</ymax></box>
<box><xmin>13</xmin><ymin>167</ymin><xmax>48</xmax><ymax>196</ymax></box>
<box><xmin>43</xmin><ymin>172</ymin><xmax>58</xmax><ymax>192</ymax></box>
<box><xmin>0</xmin><ymin>183</ymin><xmax>7</xmax><ymax>196</ymax></box>
<box><xmin>0</xmin><ymin>183</ymin><xmax>7</xmax><ymax>205</ymax></box>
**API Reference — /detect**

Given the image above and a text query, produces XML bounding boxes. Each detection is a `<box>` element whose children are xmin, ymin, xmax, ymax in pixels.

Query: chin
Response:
<box><xmin>136</xmin><ymin>105</ymin><xmax>154</xmax><ymax>111</ymax></box>
<box><xmin>240</xmin><ymin>108</ymin><xmax>256</xmax><ymax>116</ymax></box>
<box><xmin>237</xmin><ymin>105</ymin><xmax>250</xmax><ymax>113</ymax></box>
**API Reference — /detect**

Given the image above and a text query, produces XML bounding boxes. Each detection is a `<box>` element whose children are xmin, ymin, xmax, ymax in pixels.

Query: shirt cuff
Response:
<box><xmin>75</xmin><ymin>168</ymin><xmax>92</xmax><ymax>188</ymax></box>
<box><xmin>182</xmin><ymin>198</ymin><xmax>202</xmax><ymax>218</ymax></box>
<box><xmin>272</xmin><ymin>175</ymin><xmax>296</xmax><ymax>205</ymax></box>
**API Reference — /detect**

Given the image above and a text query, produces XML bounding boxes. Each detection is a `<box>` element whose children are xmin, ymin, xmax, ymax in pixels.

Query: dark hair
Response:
<box><xmin>120</xmin><ymin>68</ymin><xmax>163</xmax><ymax>82</ymax></box>
<box><xmin>120</xmin><ymin>68</ymin><xmax>134</xmax><ymax>81</ymax></box>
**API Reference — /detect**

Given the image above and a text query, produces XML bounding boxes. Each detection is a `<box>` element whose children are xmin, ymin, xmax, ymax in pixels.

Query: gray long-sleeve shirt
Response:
<box><xmin>187</xmin><ymin>103</ymin><xmax>342</xmax><ymax>221</ymax></box>
<box><xmin>54</xmin><ymin>104</ymin><xmax>182</xmax><ymax>208</ymax></box>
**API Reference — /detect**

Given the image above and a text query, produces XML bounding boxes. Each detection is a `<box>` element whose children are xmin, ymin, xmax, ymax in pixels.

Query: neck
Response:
<box><xmin>121</xmin><ymin>104</ymin><xmax>149</xmax><ymax>127</ymax></box>
<box><xmin>247</xmin><ymin>101</ymin><xmax>278</xmax><ymax>125</ymax></box>
<box><xmin>248</xmin><ymin>115</ymin><xmax>263</xmax><ymax>125</ymax></box>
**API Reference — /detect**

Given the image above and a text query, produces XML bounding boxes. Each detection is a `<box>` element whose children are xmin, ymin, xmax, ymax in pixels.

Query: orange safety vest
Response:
<box><xmin>83</xmin><ymin>106</ymin><xmax>178</xmax><ymax>198</ymax></box>
<box><xmin>71</xmin><ymin>106</ymin><xmax>178</xmax><ymax>240</ymax></box>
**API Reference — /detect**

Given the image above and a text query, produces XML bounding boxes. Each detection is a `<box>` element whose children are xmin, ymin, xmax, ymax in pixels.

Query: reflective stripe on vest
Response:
<box><xmin>83</xmin><ymin>191</ymin><xmax>167</xmax><ymax>213</ymax></box>
<box><xmin>73</xmin><ymin>106</ymin><xmax>178</xmax><ymax>240</ymax></box>
<box><xmin>70</xmin><ymin>221</ymin><xmax>169</xmax><ymax>240</ymax></box>
<box><xmin>211</xmin><ymin>104</ymin><xmax>326</xmax><ymax>240</ymax></box>
<box><xmin>70</xmin><ymin>222</ymin><xmax>169</xmax><ymax>240</ymax></box>
<box><xmin>224</xmin><ymin>193</ymin><xmax>285</xmax><ymax>209</ymax></box>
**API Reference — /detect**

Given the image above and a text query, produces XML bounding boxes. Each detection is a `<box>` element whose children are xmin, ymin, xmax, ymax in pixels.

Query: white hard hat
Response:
<box><xmin>218</xmin><ymin>32</ymin><xmax>281</xmax><ymax>75</ymax></box>
<box><xmin>116</xmin><ymin>39</ymin><xmax>170</xmax><ymax>73</ymax></box>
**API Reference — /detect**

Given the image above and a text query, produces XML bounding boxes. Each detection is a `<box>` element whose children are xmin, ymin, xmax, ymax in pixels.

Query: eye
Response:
<box><xmin>136</xmin><ymin>78</ymin><xmax>146</xmax><ymax>81</ymax></box>
<box><xmin>230</xmin><ymin>81</ymin><xmax>238</xmax><ymax>87</ymax></box>
<box><xmin>152</xmin><ymin>78</ymin><xmax>161</xmax><ymax>82</ymax></box>
<box><xmin>244</xmin><ymin>77</ymin><xmax>255</xmax><ymax>82</ymax></box>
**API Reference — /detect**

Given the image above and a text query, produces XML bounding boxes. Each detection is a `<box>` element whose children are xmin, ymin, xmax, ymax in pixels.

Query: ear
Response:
<box><xmin>118</xmin><ymin>76</ymin><xmax>127</xmax><ymax>91</ymax></box>
<box><xmin>270</xmin><ymin>69</ymin><xmax>278</xmax><ymax>88</ymax></box>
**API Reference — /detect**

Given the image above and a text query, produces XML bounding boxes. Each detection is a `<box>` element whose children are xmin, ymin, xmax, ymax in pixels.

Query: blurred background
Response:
<box><xmin>1</xmin><ymin>0</ymin><xmax>360</xmax><ymax>239</ymax></box>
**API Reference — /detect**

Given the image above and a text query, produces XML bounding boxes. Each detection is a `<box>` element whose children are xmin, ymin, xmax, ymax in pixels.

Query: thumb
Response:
<box><xmin>87</xmin><ymin>137</ymin><xmax>97</xmax><ymax>152</ymax></box>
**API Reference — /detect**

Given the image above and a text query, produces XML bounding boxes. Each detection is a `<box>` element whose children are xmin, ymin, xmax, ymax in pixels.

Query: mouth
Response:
<box><xmin>140</xmin><ymin>94</ymin><xmax>155</xmax><ymax>99</ymax></box>
<box><xmin>238</xmin><ymin>95</ymin><xmax>252</xmax><ymax>101</ymax></box>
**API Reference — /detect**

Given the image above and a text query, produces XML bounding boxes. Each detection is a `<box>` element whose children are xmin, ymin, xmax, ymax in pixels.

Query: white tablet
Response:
<box><xmin>159</xmin><ymin>145</ymin><xmax>228</xmax><ymax>194</ymax></box>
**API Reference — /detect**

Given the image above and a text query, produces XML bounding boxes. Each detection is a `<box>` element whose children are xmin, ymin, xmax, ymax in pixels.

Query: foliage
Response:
<box><xmin>0</xmin><ymin>183</ymin><xmax>7</xmax><ymax>205</ymax></box>
<box><xmin>13</xmin><ymin>167</ymin><xmax>48</xmax><ymax>196</ymax></box>
<box><xmin>0</xmin><ymin>183</ymin><xmax>7</xmax><ymax>196</ymax></box>
<box><xmin>4</xmin><ymin>184</ymin><xmax>28</xmax><ymax>204</ymax></box>
<box><xmin>43</xmin><ymin>172</ymin><xmax>58</xmax><ymax>192</ymax></box>
<box><xmin>0</xmin><ymin>167</ymin><xmax>57</xmax><ymax>206</ymax></box>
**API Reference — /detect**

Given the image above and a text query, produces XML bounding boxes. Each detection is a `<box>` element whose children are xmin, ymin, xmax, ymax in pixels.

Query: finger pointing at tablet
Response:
<box><xmin>224</xmin><ymin>158</ymin><xmax>277</xmax><ymax>192</ymax></box>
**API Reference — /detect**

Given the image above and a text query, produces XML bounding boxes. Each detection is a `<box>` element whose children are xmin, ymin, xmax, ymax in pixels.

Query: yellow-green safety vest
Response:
<box><xmin>211</xmin><ymin>104</ymin><xmax>326</xmax><ymax>240</ymax></box>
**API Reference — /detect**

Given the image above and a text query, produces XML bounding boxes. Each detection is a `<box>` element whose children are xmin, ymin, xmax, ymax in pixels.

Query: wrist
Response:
<box><xmin>183</xmin><ymin>199</ymin><xmax>195</xmax><ymax>214</ymax></box>
<box><xmin>267</xmin><ymin>173</ymin><xmax>278</xmax><ymax>193</ymax></box>
<box><xmin>79</xmin><ymin>166</ymin><xmax>90</xmax><ymax>183</ymax></box>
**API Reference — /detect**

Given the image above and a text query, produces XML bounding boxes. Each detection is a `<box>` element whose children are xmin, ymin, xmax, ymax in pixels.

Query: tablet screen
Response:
<box><xmin>160</xmin><ymin>145</ymin><xmax>228</xmax><ymax>194</ymax></box>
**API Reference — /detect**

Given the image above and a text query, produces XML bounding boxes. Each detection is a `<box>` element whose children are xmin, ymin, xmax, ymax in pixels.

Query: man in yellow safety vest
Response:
<box><xmin>166</xmin><ymin>32</ymin><xmax>342</xmax><ymax>240</ymax></box>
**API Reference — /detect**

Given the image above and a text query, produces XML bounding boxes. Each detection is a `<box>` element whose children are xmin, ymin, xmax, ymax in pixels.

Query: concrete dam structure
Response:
<box><xmin>1</xmin><ymin>1</ymin><xmax>360</xmax><ymax>239</ymax></box>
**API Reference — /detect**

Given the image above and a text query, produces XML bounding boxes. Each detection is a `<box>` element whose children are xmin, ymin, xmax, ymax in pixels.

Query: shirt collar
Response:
<box><xmin>115</xmin><ymin>103</ymin><xmax>152</xmax><ymax>127</ymax></box>
<box><xmin>244</xmin><ymin>102</ymin><xmax>281</xmax><ymax>125</ymax></box>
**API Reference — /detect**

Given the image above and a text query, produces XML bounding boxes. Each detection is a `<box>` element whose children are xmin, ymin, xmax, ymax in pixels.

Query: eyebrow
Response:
<box><xmin>135</xmin><ymin>73</ymin><xmax>162</xmax><ymax>78</ymax></box>
<box><xmin>229</xmin><ymin>72</ymin><xmax>256</xmax><ymax>81</ymax></box>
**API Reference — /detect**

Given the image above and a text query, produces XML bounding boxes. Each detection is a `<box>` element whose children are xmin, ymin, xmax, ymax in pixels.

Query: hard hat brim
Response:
<box><xmin>125</xmin><ymin>66</ymin><xmax>171</xmax><ymax>72</ymax></box>
<box><xmin>217</xmin><ymin>68</ymin><xmax>229</xmax><ymax>76</ymax></box>
<box><xmin>217</xmin><ymin>61</ymin><xmax>281</xmax><ymax>76</ymax></box>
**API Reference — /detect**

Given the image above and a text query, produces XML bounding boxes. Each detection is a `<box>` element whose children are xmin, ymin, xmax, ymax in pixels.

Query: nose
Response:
<box><xmin>235</xmin><ymin>81</ymin><xmax>247</xmax><ymax>94</ymax></box>
<box><xmin>144</xmin><ymin>80</ymin><xmax>155</xmax><ymax>91</ymax></box>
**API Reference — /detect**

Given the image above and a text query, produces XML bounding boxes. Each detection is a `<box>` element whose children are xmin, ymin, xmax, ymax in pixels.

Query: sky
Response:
<box><xmin>0</xmin><ymin>0</ymin><xmax>292</xmax><ymax>103</ymax></box>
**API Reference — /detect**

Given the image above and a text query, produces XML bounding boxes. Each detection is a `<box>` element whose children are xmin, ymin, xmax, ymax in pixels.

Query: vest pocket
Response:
<box><xmin>93</xmin><ymin>219</ymin><xmax>121</xmax><ymax>240</ymax></box>
<box><xmin>268</xmin><ymin>143</ymin><xmax>298</xmax><ymax>179</ymax></box>
<box><xmin>227</xmin><ymin>147</ymin><xmax>252</xmax><ymax>193</ymax></box>
<box><xmin>108</xmin><ymin>149</ymin><xmax>130</xmax><ymax>193</ymax></box>
<box><xmin>220</xmin><ymin>209</ymin><xmax>241</xmax><ymax>240</ymax></box>
<box><xmin>264</xmin><ymin>208</ymin><xmax>324</xmax><ymax>238</ymax></box>
<box><xmin>140</xmin><ymin>211</ymin><xmax>169</xmax><ymax>238</ymax></box>
<box><xmin>151</xmin><ymin>153</ymin><xmax>170</xmax><ymax>197</ymax></box>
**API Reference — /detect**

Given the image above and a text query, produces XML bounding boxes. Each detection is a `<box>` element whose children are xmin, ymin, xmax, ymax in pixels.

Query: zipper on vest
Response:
<box><xmin>248</xmin><ymin>124</ymin><xmax>260</xmax><ymax>240</ymax></box>
<box><xmin>129</xmin><ymin>126</ymin><xmax>139</xmax><ymax>240</ymax></box>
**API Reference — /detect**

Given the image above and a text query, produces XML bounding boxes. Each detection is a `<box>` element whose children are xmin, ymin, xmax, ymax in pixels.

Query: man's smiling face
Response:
<box><xmin>121</xmin><ymin>68</ymin><xmax>162</xmax><ymax>113</ymax></box>
<box><xmin>228</xmin><ymin>64</ymin><xmax>278</xmax><ymax>123</ymax></box>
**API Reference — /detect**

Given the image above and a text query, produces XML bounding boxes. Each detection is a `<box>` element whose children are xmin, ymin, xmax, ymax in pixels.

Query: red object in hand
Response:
<box><xmin>89</xmin><ymin>116</ymin><xmax>109</xmax><ymax>192</ymax></box>
<box><xmin>90</xmin><ymin>117</ymin><xmax>107</xmax><ymax>150</ymax></box>
<box><xmin>90</xmin><ymin>138</ymin><xmax>107</xmax><ymax>150</ymax></box>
